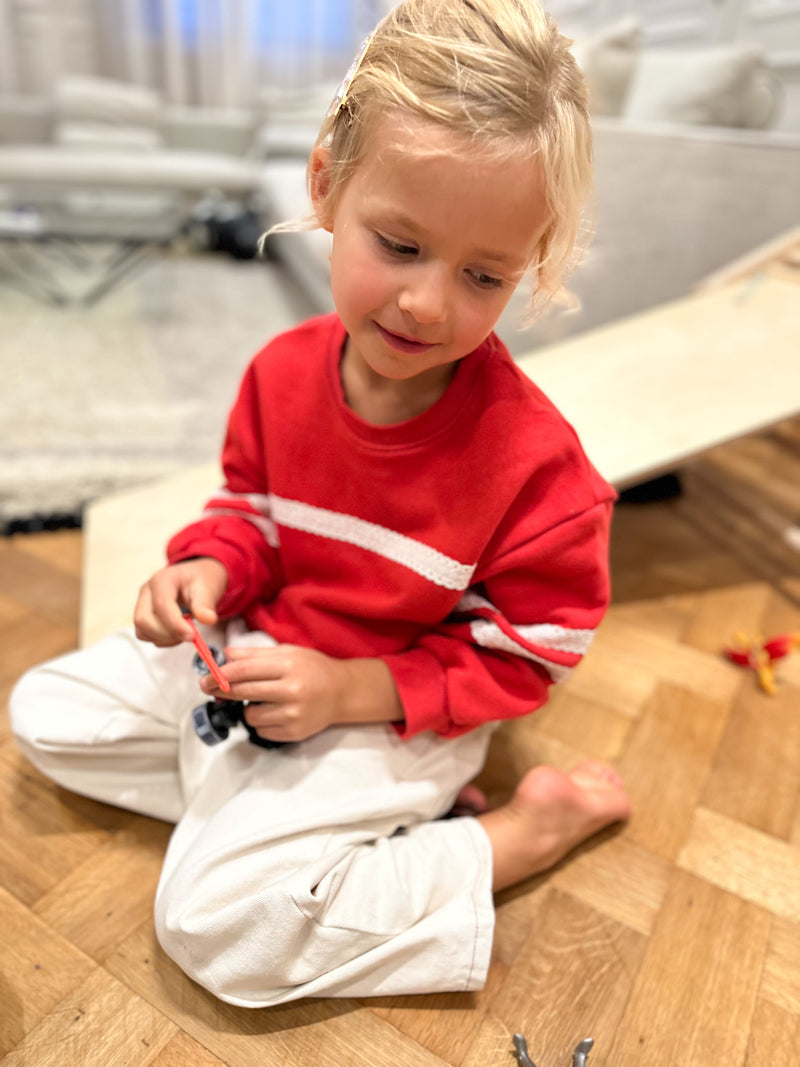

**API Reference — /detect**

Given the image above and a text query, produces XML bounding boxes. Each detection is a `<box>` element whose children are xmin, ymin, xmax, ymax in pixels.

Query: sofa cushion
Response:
<box><xmin>571</xmin><ymin>17</ymin><xmax>641</xmax><ymax>117</ymax></box>
<box><xmin>54</xmin><ymin>75</ymin><xmax>161</xmax><ymax>127</ymax></box>
<box><xmin>55</xmin><ymin>121</ymin><xmax>163</xmax><ymax>152</ymax></box>
<box><xmin>53</xmin><ymin>75</ymin><xmax>165</xmax><ymax>152</ymax></box>
<box><xmin>623</xmin><ymin>44</ymin><xmax>780</xmax><ymax>129</ymax></box>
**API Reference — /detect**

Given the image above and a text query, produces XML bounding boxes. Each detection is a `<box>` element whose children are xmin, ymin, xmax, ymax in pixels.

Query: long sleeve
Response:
<box><xmin>167</xmin><ymin>361</ymin><xmax>285</xmax><ymax>618</ymax></box>
<box><xmin>383</xmin><ymin>497</ymin><xmax>613</xmax><ymax>739</ymax></box>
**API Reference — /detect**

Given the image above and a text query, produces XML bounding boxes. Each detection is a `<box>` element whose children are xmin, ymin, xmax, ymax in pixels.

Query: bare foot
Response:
<box><xmin>477</xmin><ymin>760</ymin><xmax>632</xmax><ymax>891</ymax></box>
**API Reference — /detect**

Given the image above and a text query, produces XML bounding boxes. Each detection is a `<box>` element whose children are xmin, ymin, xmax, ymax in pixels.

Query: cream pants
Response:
<box><xmin>9</xmin><ymin>627</ymin><xmax>496</xmax><ymax>1007</ymax></box>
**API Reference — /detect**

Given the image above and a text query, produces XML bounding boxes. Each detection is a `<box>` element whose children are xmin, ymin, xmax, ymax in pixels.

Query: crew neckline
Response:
<box><xmin>325</xmin><ymin>316</ymin><xmax>496</xmax><ymax>450</ymax></box>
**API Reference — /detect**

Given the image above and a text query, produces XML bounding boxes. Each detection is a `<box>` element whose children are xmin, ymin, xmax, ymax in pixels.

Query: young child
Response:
<box><xmin>10</xmin><ymin>0</ymin><xmax>631</xmax><ymax>1007</ymax></box>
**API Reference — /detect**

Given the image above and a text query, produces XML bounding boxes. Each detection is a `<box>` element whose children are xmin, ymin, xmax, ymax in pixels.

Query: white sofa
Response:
<box><xmin>0</xmin><ymin>77</ymin><xmax>262</xmax><ymax>242</ymax></box>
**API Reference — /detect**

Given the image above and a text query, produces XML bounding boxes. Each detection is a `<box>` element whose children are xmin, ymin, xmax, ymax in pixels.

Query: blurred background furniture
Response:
<box><xmin>0</xmin><ymin>74</ymin><xmax>264</xmax><ymax>303</ymax></box>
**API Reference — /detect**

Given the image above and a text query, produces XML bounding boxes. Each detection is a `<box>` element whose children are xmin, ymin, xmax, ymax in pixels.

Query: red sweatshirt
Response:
<box><xmin>168</xmin><ymin>314</ymin><xmax>615</xmax><ymax>739</ymax></box>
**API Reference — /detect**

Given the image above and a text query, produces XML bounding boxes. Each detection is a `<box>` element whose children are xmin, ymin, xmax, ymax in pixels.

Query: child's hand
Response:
<box><xmin>199</xmin><ymin>645</ymin><xmax>345</xmax><ymax>743</ymax></box>
<box><xmin>199</xmin><ymin>645</ymin><xmax>403</xmax><ymax>743</ymax></box>
<box><xmin>134</xmin><ymin>558</ymin><xmax>228</xmax><ymax>647</ymax></box>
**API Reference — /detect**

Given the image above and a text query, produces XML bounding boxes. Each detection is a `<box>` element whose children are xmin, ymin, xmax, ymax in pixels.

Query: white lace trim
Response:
<box><xmin>203</xmin><ymin>507</ymin><xmax>279</xmax><ymax>547</ymax></box>
<box><xmin>203</xmin><ymin>490</ymin><xmax>475</xmax><ymax>588</ymax></box>
<box><xmin>456</xmin><ymin>591</ymin><xmax>596</xmax><ymax>656</ymax></box>
<box><xmin>469</xmin><ymin>619</ymin><xmax>574</xmax><ymax>684</ymax></box>
<box><xmin>270</xmin><ymin>494</ymin><xmax>476</xmax><ymax>590</ymax></box>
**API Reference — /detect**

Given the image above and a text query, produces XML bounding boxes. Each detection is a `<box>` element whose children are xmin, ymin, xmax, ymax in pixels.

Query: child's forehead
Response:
<box><xmin>364</xmin><ymin>110</ymin><xmax>529</xmax><ymax>167</ymax></box>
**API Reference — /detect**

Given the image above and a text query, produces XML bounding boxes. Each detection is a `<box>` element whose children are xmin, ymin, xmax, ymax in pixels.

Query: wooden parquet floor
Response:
<box><xmin>2</xmin><ymin>420</ymin><xmax>800</xmax><ymax>1066</ymax></box>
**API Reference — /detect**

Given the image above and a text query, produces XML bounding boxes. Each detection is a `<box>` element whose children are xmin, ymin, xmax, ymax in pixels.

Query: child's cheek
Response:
<box><xmin>345</xmin><ymin>258</ymin><xmax>389</xmax><ymax>310</ymax></box>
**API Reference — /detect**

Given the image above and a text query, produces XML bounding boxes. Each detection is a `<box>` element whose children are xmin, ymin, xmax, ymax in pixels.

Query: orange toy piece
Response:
<box><xmin>723</xmin><ymin>631</ymin><xmax>800</xmax><ymax>694</ymax></box>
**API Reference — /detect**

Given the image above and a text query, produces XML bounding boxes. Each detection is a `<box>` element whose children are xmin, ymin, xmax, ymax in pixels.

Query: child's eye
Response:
<box><xmin>375</xmin><ymin>233</ymin><xmax>417</xmax><ymax>257</ymax></box>
<box><xmin>469</xmin><ymin>269</ymin><xmax>504</xmax><ymax>290</ymax></box>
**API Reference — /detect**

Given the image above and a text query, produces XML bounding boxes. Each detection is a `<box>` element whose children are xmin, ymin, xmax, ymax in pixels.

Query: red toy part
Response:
<box><xmin>722</xmin><ymin>631</ymin><xmax>799</xmax><ymax>695</ymax></box>
<box><xmin>762</xmin><ymin>631</ymin><xmax>800</xmax><ymax>662</ymax></box>
<box><xmin>184</xmin><ymin>613</ymin><xmax>231</xmax><ymax>692</ymax></box>
<box><xmin>724</xmin><ymin>646</ymin><xmax>755</xmax><ymax>667</ymax></box>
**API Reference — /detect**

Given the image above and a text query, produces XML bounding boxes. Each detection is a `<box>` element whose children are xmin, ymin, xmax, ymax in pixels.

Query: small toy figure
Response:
<box><xmin>190</xmin><ymin>644</ymin><xmax>285</xmax><ymax>750</ymax></box>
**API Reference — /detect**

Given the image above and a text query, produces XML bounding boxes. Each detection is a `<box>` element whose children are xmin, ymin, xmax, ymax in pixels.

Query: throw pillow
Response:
<box><xmin>571</xmin><ymin>16</ymin><xmax>641</xmax><ymax>117</ymax></box>
<box><xmin>623</xmin><ymin>44</ymin><xmax>777</xmax><ymax>128</ymax></box>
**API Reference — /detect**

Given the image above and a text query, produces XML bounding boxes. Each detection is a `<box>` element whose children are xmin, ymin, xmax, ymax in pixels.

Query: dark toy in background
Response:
<box><xmin>186</xmin><ymin>197</ymin><xmax>267</xmax><ymax>261</ymax></box>
<box><xmin>191</xmin><ymin>645</ymin><xmax>285</xmax><ymax>750</ymax></box>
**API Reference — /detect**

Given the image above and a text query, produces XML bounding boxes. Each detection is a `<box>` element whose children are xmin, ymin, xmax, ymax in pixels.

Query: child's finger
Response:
<box><xmin>224</xmin><ymin>646</ymin><xmax>279</xmax><ymax>660</ymax></box>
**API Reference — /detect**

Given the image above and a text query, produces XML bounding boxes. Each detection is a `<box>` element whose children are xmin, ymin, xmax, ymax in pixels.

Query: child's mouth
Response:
<box><xmin>375</xmin><ymin>323</ymin><xmax>437</xmax><ymax>355</ymax></box>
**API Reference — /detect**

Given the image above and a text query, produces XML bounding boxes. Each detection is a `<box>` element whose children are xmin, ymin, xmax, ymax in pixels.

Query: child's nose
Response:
<box><xmin>398</xmin><ymin>265</ymin><xmax>449</xmax><ymax>325</ymax></box>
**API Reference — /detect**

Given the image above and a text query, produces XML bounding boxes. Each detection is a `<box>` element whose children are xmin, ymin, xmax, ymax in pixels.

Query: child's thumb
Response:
<box><xmin>186</xmin><ymin>580</ymin><xmax>219</xmax><ymax>626</ymax></box>
<box><xmin>191</xmin><ymin>601</ymin><xmax>219</xmax><ymax>626</ymax></box>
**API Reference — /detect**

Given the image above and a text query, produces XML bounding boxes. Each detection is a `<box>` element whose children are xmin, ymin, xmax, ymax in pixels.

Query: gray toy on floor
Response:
<box><xmin>513</xmin><ymin>1034</ymin><xmax>594</xmax><ymax>1066</ymax></box>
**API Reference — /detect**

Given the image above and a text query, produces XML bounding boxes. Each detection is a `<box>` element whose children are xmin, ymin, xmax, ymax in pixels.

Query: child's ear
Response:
<box><xmin>309</xmin><ymin>147</ymin><xmax>334</xmax><ymax>233</ymax></box>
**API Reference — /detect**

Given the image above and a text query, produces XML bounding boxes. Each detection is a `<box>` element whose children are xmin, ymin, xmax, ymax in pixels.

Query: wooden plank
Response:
<box><xmin>369</xmin><ymin>962</ymin><xmax>508</xmax><ymax>1067</ymax></box>
<box><xmin>0</xmin><ymin>742</ymin><xmax>114</xmax><ymax>907</ymax></box>
<box><xmin>12</xmin><ymin>529</ymin><xmax>84</xmax><ymax>578</ymax></box>
<box><xmin>528</xmin><ymin>688</ymin><xmax>633</xmax><ymax>763</ymax></box>
<box><xmin>761</xmin><ymin>917</ymin><xmax>800</xmax><ymax>1016</ymax></box>
<box><xmin>680</xmin><ymin>581</ymin><xmax>773</xmax><ymax>655</ymax></box>
<box><xmin>0</xmin><ymin>887</ymin><xmax>95</xmax><ymax>1058</ymax></box>
<box><xmin>151</xmin><ymin>1031</ymin><xmax>228</xmax><ymax>1066</ymax></box>
<box><xmin>610</xmin><ymin>494</ymin><xmax>757</xmax><ymax>604</ymax></box>
<box><xmin>678</xmin><ymin>807</ymin><xmax>800</xmax><ymax>922</ymax></box>
<box><xmin>488</xmin><ymin>887</ymin><xmax>645</xmax><ymax>1066</ymax></box>
<box><xmin>702</xmin><ymin>683</ymin><xmax>800</xmax><ymax>839</ymax></box>
<box><xmin>0</xmin><ymin>537</ymin><xmax>81</xmax><ymax>629</ymax></box>
<box><xmin>608</xmin><ymin>870</ymin><xmax>771</xmax><ymax>1067</ymax></box>
<box><xmin>558</xmin><ymin>635</ymin><xmax>657</xmax><ymax>720</ymax></box>
<box><xmin>551</xmin><ymin>835</ymin><xmax>671</xmax><ymax>936</ymax></box>
<box><xmin>680</xmin><ymin>465</ymin><xmax>800</xmax><ymax>586</ymax></box>
<box><xmin>2</xmin><ymin>967</ymin><xmax>177</xmax><ymax>1067</ymax></box>
<box><xmin>744</xmin><ymin>998</ymin><xmax>800</xmax><ymax>1067</ymax></box>
<box><xmin>32</xmin><ymin>819</ymin><xmax>172</xmax><ymax>962</ymax></box>
<box><xmin>584</xmin><ymin>614</ymin><xmax>742</xmax><ymax>705</ymax></box>
<box><xmin>618</xmin><ymin>682</ymin><xmax>730</xmax><ymax>861</ymax></box>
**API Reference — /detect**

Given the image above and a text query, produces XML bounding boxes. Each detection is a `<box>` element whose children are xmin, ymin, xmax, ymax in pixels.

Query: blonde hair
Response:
<box><xmin>282</xmin><ymin>0</ymin><xmax>593</xmax><ymax>318</ymax></box>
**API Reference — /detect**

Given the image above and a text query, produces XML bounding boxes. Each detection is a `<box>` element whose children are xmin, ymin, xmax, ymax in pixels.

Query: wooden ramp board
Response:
<box><xmin>517</xmin><ymin>262</ymin><xmax>800</xmax><ymax>490</ymax></box>
<box><xmin>80</xmin><ymin>462</ymin><xmax>220</xmax><ymax>647</ymax></box>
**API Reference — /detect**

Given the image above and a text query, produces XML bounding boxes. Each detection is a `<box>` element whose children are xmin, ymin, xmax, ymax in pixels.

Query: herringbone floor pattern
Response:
<box><xmin>2</xmin><ymin>420</ymin><xmax>799</xmax><ymax>1066</ymax></box>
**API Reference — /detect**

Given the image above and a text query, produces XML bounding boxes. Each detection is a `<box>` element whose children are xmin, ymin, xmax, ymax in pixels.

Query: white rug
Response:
<box><xmin>0</xmin><ymin>249</ymin><xmax>316</xmax><ymax>526</ymax></box>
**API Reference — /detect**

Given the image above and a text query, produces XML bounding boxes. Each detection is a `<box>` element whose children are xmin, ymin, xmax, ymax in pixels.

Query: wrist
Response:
<box><xmin>336</xmin><ymin>657</ymin><xmax>405</xmax><ymax>727</ymax></box>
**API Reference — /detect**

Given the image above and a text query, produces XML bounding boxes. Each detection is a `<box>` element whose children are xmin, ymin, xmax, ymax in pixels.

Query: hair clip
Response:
<box><xmin>327</xmin><ymin>31</ymin><xmax>375</xmax><ymax>119</ymax></box>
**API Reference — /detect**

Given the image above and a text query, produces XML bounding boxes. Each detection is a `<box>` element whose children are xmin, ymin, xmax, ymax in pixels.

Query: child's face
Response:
<box><xmin>312</xmin><ymin>116</ymin><xmax>549</xmax><ymax>410</ymax></box>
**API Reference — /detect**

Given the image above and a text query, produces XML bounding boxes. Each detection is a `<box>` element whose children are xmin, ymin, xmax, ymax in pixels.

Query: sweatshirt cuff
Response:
<box><xmin>166</xmin><ymin>536</ymin><xmax>252</xmax><ymax>618</ymax></box>
<box><xmin>381</xmin><ymin>647</ymin><xmax>453</xmax><ymax>739</ymax></box>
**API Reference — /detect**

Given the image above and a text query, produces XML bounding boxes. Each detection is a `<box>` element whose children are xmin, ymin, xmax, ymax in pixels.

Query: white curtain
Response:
<box><xmin>0</xmin><ymin>0</ymin><xmax>384</xmax><ymax>105</ymax></box>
